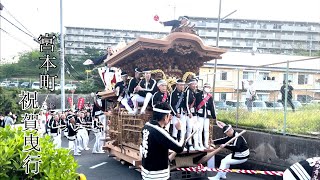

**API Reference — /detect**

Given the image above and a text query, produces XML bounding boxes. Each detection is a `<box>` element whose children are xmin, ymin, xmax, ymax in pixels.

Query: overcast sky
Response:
<box><xmin>0</xmin><ymin>0</ymin><xmax>319</xmax><ymax>60</ymax></box>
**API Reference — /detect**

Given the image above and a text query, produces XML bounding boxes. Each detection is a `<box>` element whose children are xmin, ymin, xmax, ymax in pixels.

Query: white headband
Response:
<box><xmin>153</xmin><ymin>108</ymin><xmax>171</xmax><ymax>114</ymax></box>
<box><xmin>157</xmin><ymin>80</ymin><xmax>167</xmax><ymax>86</ymax></box>
<box><xmin>223</xmin><ymin>125</ymin><xmax>232</xmax><ymax>133</ymax></box>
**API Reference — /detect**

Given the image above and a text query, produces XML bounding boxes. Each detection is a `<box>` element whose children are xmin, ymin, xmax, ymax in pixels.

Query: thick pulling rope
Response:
<box><xmin>177</xmin><ymin>164</ymin><xmax>284</xmax><ymax>176</ymax></box>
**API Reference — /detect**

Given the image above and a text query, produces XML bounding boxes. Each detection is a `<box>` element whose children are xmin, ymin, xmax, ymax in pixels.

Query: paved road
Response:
<box><xmin>60</xmin><ymin>134</ymin><xmax>264</xmax><ymax>180</ymax></box>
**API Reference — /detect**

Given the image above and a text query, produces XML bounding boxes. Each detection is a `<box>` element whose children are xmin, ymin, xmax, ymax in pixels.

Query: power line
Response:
<box><xmin>0</xmin><ymin>14</ymin><xmax>37</xmax><ymax>42</ymax></box>
<box><xmin>2</xmin><ymin>4</ymin><xmax>36</xmax><ymax>38</ymax></box>
<box><xmin>0</xmin><ymin>28</ymin><xmax>34</xmax><ymax>49</ymax></box>
<box><xmin>65</xmin><ymin>58</ymin><xmax>86</xmax><ymax>79</ymax></box>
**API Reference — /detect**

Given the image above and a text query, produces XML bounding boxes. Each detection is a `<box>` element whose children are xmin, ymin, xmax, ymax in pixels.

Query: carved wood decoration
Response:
<box><xmin>106</xmin><ymin>32</ymin><xmax>226</xmax><ymax>78</ymax></box>
<box><xmin>171</xmin><ymin>26</ymin><xmax>198</xmax><ymax>35</ymax></box>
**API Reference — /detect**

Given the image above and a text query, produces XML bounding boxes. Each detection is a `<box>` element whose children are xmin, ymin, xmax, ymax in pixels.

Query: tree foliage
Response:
<box><xmin>0</xmin><ymin>126</ymin><xmax>79</xmax><ymax>179</ymax></box>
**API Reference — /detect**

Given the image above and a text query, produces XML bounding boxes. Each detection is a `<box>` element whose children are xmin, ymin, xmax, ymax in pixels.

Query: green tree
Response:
<box><xmin>0</xmin><ymin>126</ymin><xmax>79</xmax><ymax>179</ymax></box>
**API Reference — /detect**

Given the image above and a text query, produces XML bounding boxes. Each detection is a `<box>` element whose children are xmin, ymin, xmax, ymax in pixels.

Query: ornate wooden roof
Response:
<box><xmin>106</xmin><ymin>29</ymin><xmax>227</xmax><ymax>77</ymax></box>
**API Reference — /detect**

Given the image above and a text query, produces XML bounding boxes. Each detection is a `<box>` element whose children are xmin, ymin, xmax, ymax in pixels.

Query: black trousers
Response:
<box><xmin>282</xmin><ymin>99</ymin><xmax>295</xmax><ymax>111</ymax></box>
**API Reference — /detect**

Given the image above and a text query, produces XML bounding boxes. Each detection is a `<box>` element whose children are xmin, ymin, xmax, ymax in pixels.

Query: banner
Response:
<box><xmin>77</xmin><ymin>97</ymin><xmax>85</xmax><ymax>110</ymax></box>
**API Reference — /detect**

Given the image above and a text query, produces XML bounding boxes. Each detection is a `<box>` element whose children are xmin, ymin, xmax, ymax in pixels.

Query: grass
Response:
<box><xmin>217</xmin><ymin>104</ymin><xmax>320</xmax><ymax>136</ymax></box>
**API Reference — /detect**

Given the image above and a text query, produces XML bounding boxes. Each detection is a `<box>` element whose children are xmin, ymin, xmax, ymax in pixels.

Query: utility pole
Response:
<box><xmin>60</xmin><ymin>0</ymin><xmax>65</xmax><ymax>111</ymax></box>
<box><xmin>212</xmin><ymin>0</ymin><xmax>222</xmax><ymax>101</ymax></box>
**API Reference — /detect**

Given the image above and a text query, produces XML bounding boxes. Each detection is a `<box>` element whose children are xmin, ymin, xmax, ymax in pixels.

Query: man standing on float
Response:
<box><xmin>185</xmin><ymin>78</ymin><xmax>199</xmax><ymax>151</ymax></box>
<box><xmin>196</xmin><ymin>83</ymin><xmax>216</xmax><ymax>150</ymax></box>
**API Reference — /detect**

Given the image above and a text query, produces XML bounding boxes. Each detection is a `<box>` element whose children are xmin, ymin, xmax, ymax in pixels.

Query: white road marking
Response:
<box><xmin>89</xmin><ymin>162</ymin><xmax>107</xmax><ymax>169</ymax></box>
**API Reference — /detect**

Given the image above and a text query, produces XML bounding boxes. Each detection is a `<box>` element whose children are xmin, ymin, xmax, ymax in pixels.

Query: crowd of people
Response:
<box><xmin>0</xmin><ymin>111</ymin><xmax>18</xmax><ymax>128</ymax></box>
<box><xmin>0</xmin><ymin>97</ymin><xmax>108</xmax><ymax>157</ymax></box>
<box><xmin>42</xmin><ymin>98</ymin><xmax>108</xmax><ymax>155</ymax></box>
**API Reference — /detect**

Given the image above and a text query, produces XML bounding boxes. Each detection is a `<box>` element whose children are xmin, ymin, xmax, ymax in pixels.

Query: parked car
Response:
<box><xmin>251</xmin><ymin>101</ymin><xmax>268</xmax><ymax>111</ymax></box>
<box><xmin>292</xmin><ymin>100</ymin><xmax>302</xmax><ymax>109</ymax></box>
<box><xmin>310</xmin><ymin>100</ymin><xmax>320</xmax><ymax>104</ymax></box>
<box><xmin>265</xmin><ymin>101</ymin><xmax>283</xmax><ymax>110</ymax></box>
<box><xmin>8</xmin><ymin>83</ymin><xmax>19</xmax><ymax>88</ymax></box>
<box><xmin>64</xmin><ymin>84</ymin><xmax>77</xmax><ymax>91</ymax></box>
<box><xmin>20</xmin><ymin>82</ymin><xmax>31</xmax><ymax>88</ymax></box>
<box><xmin>1</xmin><ymin>81</ymin><xmax>11</xmax><ymax>87</ymax></box>
<box><xmin>214</xmin><ymin>101</ymin><xmax>230</xmax><ymax>111</ymax></box>
<box><xmin>54</xmin><ymin>83</ymin><xmax>61</xmax><ymax>90</ymax></box>
<box><xmin>0</xmin><ymin>82</ymin><xmax>7</xmax><ymax>87</ymax></box>
<box><xmin>31</xmin><ymin>82</ymin><xmax>40</xmax><ymax>89</ymax></box>
<box><xmin>226</xmin><ymin>100</ymin><xmax>246</xmax><ymax>110</ymax></box>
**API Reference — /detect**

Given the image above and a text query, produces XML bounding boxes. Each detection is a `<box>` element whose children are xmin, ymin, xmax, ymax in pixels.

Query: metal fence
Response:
<box><xmin>199</xmin><ymin>57</ymin><xmax>320</xmax><ymax>137</ymax></box>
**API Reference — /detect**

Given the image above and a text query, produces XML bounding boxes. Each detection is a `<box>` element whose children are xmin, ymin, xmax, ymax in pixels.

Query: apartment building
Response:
<box><xmin>199</xmin><ymin>52</ymin><xmax>320</xmax><ymax>102</ymax></box>
<box><xmin>65</xmin><ymin>17</ymin><xmax>320</xmax><ymax>59</ymax></box>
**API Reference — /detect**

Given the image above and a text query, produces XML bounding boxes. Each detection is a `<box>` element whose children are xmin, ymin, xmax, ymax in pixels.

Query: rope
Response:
<box><xmin>176</xmin><ymin>164</ymin><xmax>284</xmax><ymax>176</ymax></box>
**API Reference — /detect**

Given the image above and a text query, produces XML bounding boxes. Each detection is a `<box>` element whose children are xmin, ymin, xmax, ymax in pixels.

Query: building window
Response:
<box><xmin>220</xmin><ymin>72</ymin><xmax>227</xmax><ymax>80</ymax></box>
<box><xmin>298</xmin><ymin>74</ymin><xmax>308</xmax><ymax>84</ymax></box>
<box><xmin>233</xmin><ymin>23</ymin><xmax>240</xmax><ymax>28</ymax></box>
<box><xmin>232</xmin><ymin>40</ymin><xmax>240</xmax><ymax>46</ymax></box>
<box><xmin>273</xmin><ymin>24</ymin><xmax>282</xmax><ymax>29</ymax></box>
<box><xmin>197</xmin><ymin>21</ymin><xmax>206</xmax><ymax>26</ymax></box>
<box><xmin>246</xmin><ymin>40</ymin><xmax>253</xmax><ymax>46</ymax></box>
<box><xmin>257</xmin><ymin>94</ymin><xmax>269</xmax><ymax>101</ymax></box>
<box><xmin>220</xmin><ymin>93</ymin><xmax>227</xmax><ymax>101</ymax></box>
<box><xmin>283</xmin><ymin>74</ymin><xmax>293</xmax><ymax>82</ymax></box>
<box><xmin>258</xmin><ymin>72</ymin><xmax>269</xmax><ymax>80</ymax></box>
<box><xmin>243</xmin><ymin>71</ymin><xmax>255</xmax><ymax>80</ymax></box>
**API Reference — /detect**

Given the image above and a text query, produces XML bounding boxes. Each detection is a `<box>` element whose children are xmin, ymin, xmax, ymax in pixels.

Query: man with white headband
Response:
<box><xmin>152</xmin><ymin>79</ymin><xmax>171</xmax><ymax>132</ymax></box>
<box><xmin>170</xmin><ymin>80</ymin><xmax>187</xmax><ymax>145</ymax></box>
<box><xmin>185</xmin><ymin>78</ymin><xmax>199</xmax><ymax>151</ymax></box>
<box><xmin>132</xmin><ymin>68</ymin><xmax>157</xmax><ymax>114</ymax></box>
<box><xmin>151</xmin><ymin>80</ymin><xmax>170</xmax><ymax>107</ymax></box>
<box><xmin>209</xmin><ymin>123</ymin><xmax>249</xmax><ymax>180</ymax></box>
<box><xmin>195</xmin><ymin>83</ymin><xmax>216</xmax><ymax>150</ymax></box>
<box><xmin>140</xmin><ymin>102</ymin><xmax>185</xmax><ymax>180</ymax></box>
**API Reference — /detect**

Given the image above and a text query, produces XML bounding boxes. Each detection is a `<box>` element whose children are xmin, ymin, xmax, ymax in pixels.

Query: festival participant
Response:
<box><xmin>84</xmin><ymin>110</ymin><xmax>92</xmax><ymax>136</ymax></box>
<box><xmin>185</xmin><ymin>78</ymin><xmax>199</xmax><ymax>151</ymax></box>
<box><xmin>60</xmin><ymin>113</ymin><xmax>68</xmax><ymax>137</ymax></box>
<box><xmin>170</xmin><ymin>79</ymin><xmax>187</xmax><ymax>144</ymax></box>
<box><xmin>76</xmin><ymin>112</ymin><xmax>90</xmax><ymax>151</ymax></box>
<box><xmin>92</xmin><ymin>92</ymin><xmax>107</xmax><ymax>137</ymax></box>
<box><xmin>128</xmin><ymin>68</ymin><xmax>142</xmax><ymax>96</ymax></box>
<box><xmin>209</xmin><ymin>123</ymin><xmax>249</xmax><ymax>180</ymax></box>
<box><xmin>131</xmin><ymin>68</ymin><xmax>157</xmax><ymax>114</ymax></box>
<box><xmin>67</xmin><ymin>115</ymin><xmax>81</xmax><ymax>156</ymax></box>
<box><xmin>196</xmin><ymin>83</ymin><xmax>216</xmax><ymax>150</ymax></box>
<box><xmin>159</xmin><ymin>16</ymin><xmax>194</xmax><ymax>31</ymax></box>
<box><xmin>140</xmin><ymin>102</ymin><xmax>185</xmax><ymax>180</ymax></box>
<box><xmin>283</xmin><ymin>157</ymin><xmax>320</xmax><ymax>180</ymax></box>
<box><xmin>115</xmin><ymin>72</ymin><xmax>133</xmax><ymax>113</ymax></box>
<box><xmin>152</xmin><ymin>79</ymin><xmax>171</xmax><ymax>132</ymax></box>
<box><xmin>49</xmin><ymin>114</ymin><xmax>62</xmax><ymax>149</ymax></box>
<box><xmin>151</xmin><ymin>79</ymin><xmax>170</xmax><ymax>107</ymax></box>
<box><xmin>38</xmin><ymin>111</ymin><xmax>47</xmax><ymax>136</ymax></box>
<box><xmin>83</xmin><ymin>46</ymin><xmax>114</xmax><ymax>66</ymax></box>
<box><xmin>92</xmin><ymin>115</ymin><xmax>105</xmax><ymax>154</ymax></box>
